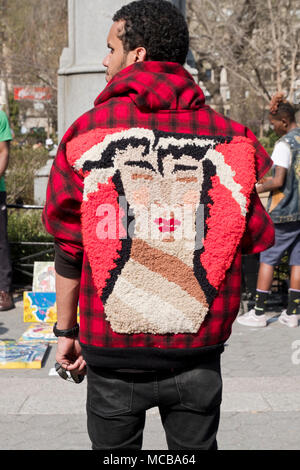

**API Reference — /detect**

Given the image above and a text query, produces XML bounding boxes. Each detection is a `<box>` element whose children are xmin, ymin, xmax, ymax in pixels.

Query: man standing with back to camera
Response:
<box><xmin>43</xmin><ymin>0</ymin><xmax>274</xmax><ymax>450</ymax></box>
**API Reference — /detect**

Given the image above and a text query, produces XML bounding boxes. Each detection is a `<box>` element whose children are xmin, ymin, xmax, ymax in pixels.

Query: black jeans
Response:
<box><xmin>0</xmin><ymin>192</ymin><xmax>12</xmax><ymax>292</ymax></box>
<box><xmin>86</xmin><ymin>354</ymin><xmax>222</xmax><ymax>450</ymax></box>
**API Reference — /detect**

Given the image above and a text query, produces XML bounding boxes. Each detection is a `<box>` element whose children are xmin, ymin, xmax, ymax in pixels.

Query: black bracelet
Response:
<box><xmin>53</xmin><ymin>322</ymin><xmax>79</xmax><ymax>338</ymax></box>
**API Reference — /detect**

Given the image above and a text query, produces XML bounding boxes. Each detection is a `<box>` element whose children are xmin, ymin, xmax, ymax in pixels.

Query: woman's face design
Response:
<box><xmin>115</xmin><ymin>148</ymin><xmax>203</xmax><ymax>243</ymax></box>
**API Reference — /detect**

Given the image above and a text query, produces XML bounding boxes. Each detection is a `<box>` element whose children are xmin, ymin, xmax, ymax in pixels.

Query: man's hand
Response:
<box><xmin>54</xmin><ymin>273</ymin><xmax>84</xmax><ymax>374</ymax></box>
<box><xmin>256</xmin><ymin>166</ymin><xmax>287</xmax><ymax>193</ymax></box>
<box><xmin>56</xmin><ymin>336</ymin><xmax>87</xmax><ymax>375</ymax></box>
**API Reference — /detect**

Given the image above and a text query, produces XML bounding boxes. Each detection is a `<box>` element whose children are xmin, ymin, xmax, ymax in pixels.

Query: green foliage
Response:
<box><xmin>275</xmin><ymin>254</ymin><xmax>289</xmax><ymax>282</ymax></box>
<box><xmin>29</xmin><ymin>127</ymin><xmax>47</xmax><ymax>144</ymax></box>
<box><xmin>7</xmin><ymin>209</ymin><xmax>52</xmax><ymax>242</ymax></box>
<box><xmin>259</xmin><ymin>129</ymin><xmax>278</xmax><ymax>156</ymax></box>
<box><xmin>6</xmin><ymin>143</ymin><xmax>49</xmax><ymax>205</ymax></box>
<box><xmin>7</xmin><ymin>208</ymin><xmax>54</xmax><ymax>286</ymax></box>
<box><xmin>8</xmin><ymin>93</ymin><xmax>20</xmax><ymax>134</ymax></box>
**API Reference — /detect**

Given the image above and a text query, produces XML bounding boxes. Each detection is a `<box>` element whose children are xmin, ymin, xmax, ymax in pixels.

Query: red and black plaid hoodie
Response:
<box><xmin>43</xmin><ymin>62</ymin><xmax>274</xmax><ymax>370</ymax></box>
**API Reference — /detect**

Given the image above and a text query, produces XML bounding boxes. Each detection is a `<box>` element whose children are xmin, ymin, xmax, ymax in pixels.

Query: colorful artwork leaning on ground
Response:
<box><xmin>18</xmin><ymin>323</ymin><xmax>57</xmax><ymax>343</ymax></box>
<box><xmin>0</xmin><ymin>263</ymin><xmax>58</xmax><ymax>368</ymax></box>
<box><xmin>0</xmin><ymin>341</ymin><xmax>49</xmax><ymax>369</ymax></box>
<box><xmin>23</xmin><ymin>262</ymin><xmax>79</xmax><ymax>323</ymax></box>
<box><xmin>23</xmin><ymin>292</ymin><xmax>57</xmax><ymax>323</ymax></box>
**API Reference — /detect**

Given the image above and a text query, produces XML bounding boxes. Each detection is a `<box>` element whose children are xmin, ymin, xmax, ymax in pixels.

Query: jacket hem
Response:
<box><xmin>270</xmin><ymin>213</ymin><xmax>300</xmax><ymax>223</ymax></box>
<box><xmin>80</xmin><ymin>343</ymin><xmax>225</xmax><ymax>371</ymax></box>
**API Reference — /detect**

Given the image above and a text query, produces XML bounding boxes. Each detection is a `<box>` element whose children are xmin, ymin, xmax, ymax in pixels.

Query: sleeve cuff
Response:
<box><xmin>54</xmin><ymin>243</ymin><xmax>82</xmax><ymax>279</ymax></box>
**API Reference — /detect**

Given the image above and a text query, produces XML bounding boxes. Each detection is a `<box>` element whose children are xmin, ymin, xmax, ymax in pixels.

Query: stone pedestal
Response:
<box><xmin>34</xmin><ymin>158</ymin><xmax>55</xmax><ymax>206</ymax></box>
<box><xmin>34</xmin><ymin>148</ymin><xmax>57</xmax><ymax>205</ymax></box>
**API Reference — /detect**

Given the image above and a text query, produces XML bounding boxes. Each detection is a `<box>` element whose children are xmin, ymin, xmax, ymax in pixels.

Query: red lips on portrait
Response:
<box><xmin>154</xmin><ymin>217</ymin><xmax>181</xmax><ymax>233</ymax></box>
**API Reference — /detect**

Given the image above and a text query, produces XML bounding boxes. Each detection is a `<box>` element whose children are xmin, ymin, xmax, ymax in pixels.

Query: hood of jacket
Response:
<box><xmin>94</xmin><ymin>61</ymin><xmax>205</xmax><ymax>112</ymax></box>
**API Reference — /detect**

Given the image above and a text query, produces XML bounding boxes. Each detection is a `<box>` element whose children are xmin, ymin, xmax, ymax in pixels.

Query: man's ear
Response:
<box><xmin>134</xmin><ymin>47</ymin><xmax>147</xmax><ymax>63</ymax></box>
<box><xmin>281</xmin><ymin>118</ymin><xmax>289</xmax><ymax>129</ymax></box>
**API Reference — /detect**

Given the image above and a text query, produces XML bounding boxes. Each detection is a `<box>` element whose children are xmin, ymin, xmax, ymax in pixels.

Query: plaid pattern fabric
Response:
<box><xmin>43</xmin><ymin>62</ymin><xmax>274</xmax><ymax>359</ymax></box>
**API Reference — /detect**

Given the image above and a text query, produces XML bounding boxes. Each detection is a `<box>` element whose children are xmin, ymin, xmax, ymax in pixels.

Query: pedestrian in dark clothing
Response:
<box><xmin>0</xmin><ymin>109</ymin><xmax>14</xmax><ymax>311</ymax></box>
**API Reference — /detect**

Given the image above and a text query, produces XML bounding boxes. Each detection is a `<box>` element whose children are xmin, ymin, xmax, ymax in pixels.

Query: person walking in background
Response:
<box><xmin>0</xmin><ymin>109</ymin><xmax>14</xmax><ymax>311</ymax></box>
<box><xmin>238</xmin><ymin>92</ymin><xmax>300</xmax><ymax>328</ymax></box>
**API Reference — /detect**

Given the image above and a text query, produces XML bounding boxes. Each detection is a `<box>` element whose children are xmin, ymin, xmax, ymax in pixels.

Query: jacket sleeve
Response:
<box><xmin>245</xmin><ymin>126</ymin><xmax>273</xmax><ymax>181</ymax></box>
<box><xmin>241</xmin><ymin>127</ymin><xmax>275</xmax><ymax>255</ymax></box>
<box><xmin>241</xmin><ymin>190</ymin><xmax>275</xmax><ymax>255</ymax></box>
<box><xmin>42</xmin><ymin>141</ymin><xmax>84</xmax><ymax>278</ymax></box>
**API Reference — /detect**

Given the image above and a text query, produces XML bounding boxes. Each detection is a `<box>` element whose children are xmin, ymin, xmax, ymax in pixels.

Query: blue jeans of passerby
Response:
<box><xmin>86</xmin><ymin>353</ymin><xmax>222</xmax><ymax>450</ymax></box>
<box><xmin>0</xmin><ymin>192</ymin><xmax>12</xmax><ymax>292</ymax></box>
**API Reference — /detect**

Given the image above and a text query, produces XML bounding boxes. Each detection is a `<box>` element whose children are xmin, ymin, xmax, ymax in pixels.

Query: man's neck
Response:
<box><xmin>287</xmin><ymin>122</ymin><xmax>298</xmax><ymax>132</ymax></box>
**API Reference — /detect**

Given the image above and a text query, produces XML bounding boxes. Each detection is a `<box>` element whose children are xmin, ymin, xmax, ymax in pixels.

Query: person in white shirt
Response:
<box><xmin>238</xmin><ymin>92</ymin><xmax>300</xmax><ymax>328</ymax></box>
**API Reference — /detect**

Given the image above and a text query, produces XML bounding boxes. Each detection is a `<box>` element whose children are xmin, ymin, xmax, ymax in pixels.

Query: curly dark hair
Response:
<box><xmin>112</xmin><ymin>0</ymin><xmax>189</xmax><ymax>65</ymax></box>
<box><xmin>269</xmin><ymin>91</ymin><xmax>296</xmax><ymax>123</ymax></box>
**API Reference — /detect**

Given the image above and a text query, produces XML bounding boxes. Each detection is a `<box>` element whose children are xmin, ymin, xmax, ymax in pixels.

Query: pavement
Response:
<box><xmin>0</xmin><ymin>295</ymin><xmax>300</xmax><ymax>451</ymax></box>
